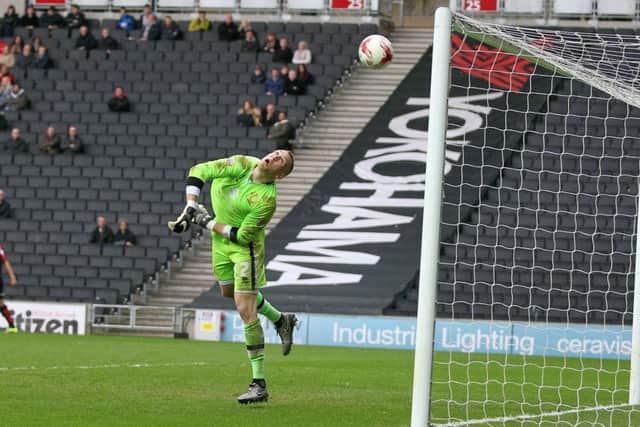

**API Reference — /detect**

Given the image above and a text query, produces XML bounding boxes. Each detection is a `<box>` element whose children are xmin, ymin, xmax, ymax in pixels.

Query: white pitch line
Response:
<box><xmin>433</xmin><ymin>403</ymin><xmax>635</xmax><ymax>427</ymax></box>
<box><xmin>0</xmin><ymin>361</ymin><xmax>210</xmax><ymax>372</ymax></box>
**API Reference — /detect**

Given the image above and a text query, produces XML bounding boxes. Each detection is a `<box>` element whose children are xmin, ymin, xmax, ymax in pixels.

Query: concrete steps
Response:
<box><xmin>144</xmin><ymin>27</ymin><xmax>434</xmax><ymax>308</ymax></box>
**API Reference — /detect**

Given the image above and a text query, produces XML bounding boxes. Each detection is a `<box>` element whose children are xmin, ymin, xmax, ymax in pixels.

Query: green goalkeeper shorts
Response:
<box><xmin>212</xmin><ymin>232</ymin><xmax>267</xmax><ymax>294</ymax></box>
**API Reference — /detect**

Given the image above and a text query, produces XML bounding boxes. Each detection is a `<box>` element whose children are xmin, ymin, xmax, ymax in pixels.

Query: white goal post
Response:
<box><xmin>413</xmin><ymin>6</ymin><xmax>640</xmax><ymax>426</ymax></box>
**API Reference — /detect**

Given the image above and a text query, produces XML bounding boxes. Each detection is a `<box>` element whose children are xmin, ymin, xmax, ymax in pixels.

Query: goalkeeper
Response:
<box><xmin>169</xmin><ymin>150</ymin><xmax>297</xmax><ymax>404</ymax></box>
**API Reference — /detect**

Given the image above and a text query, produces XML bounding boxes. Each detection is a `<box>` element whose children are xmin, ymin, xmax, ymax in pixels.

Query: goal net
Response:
<box><xmin>427</xmin><ymin>11</ymin><xmax>640</xmax><ymax>426</ymax></box>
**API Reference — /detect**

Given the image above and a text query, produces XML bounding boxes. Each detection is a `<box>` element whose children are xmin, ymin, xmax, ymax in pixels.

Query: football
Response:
<box><xmin>358</xmin><ymin>34</ymin><xmax>394</xmax><ymax>69</ymax></box>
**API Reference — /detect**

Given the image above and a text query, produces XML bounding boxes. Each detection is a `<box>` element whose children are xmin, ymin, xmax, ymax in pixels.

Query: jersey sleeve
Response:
<box><xmin>0</xmin><ymin>246</ymin><xmax>7</xmax><ymax>264</ymax></box>
<box><xmin>231</xmin><ymin>194</ymin><xmax>276</xmax><ymax>246</ymax></box>
<box><xmin>188</xmin><ymin>155</ymin><xmax>254</xmax><ymax>183</ymax></box>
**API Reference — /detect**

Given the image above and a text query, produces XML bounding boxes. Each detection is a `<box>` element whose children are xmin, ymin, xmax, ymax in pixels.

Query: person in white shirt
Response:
<box><xmin>292</xmin><ymin>40</ymin><xmax>312</xmax><ymax>65</ymax></box>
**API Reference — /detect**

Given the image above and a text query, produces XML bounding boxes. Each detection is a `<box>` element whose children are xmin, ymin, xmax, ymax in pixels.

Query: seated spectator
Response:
<box><xmin>40</xmin><ymin>6</ymin><xmax>65</xmax><ymax>30</ymax></box>
<box><xmin>1</xmin><ymin>6</ymin><xmax>19</xmax><ymax>37</ymax></box>
<box><xmin>292</xmin><ymin>40</ymin><xmax>312</xmax><ymax>65</ymax></box>
<box><xmin>9</xmin><ymin>35</ymin><xmax>23</xmax><ymax>55</ymax></box>
<box><xmin>99</xmin><ymin>28</ymin><xmax>119</xmax><ymax>50</ymax></box>
<box><xmin>217</xmin><ymin>14</ymin><xmax>238</xmax><ymax>41</ymax></box>
<box><xmin>273</xmin><ymin>38</ymin><xmax>293</xmax><ymax>64</ymax></box>
<box><xmin>262</xmin><ymin>32</ymin><xmax>278</xmax><ymax>53</ymax></box>
<box><xmin>4</xmin><ymin>83</ymin><xmax>29</xmax><ymax>111</ymax></box>
<box><xmin>297</xmin><ymin>63</ymin><xmax>314</xmax><ymax>85</ymax></box>
<box><xmin>19</xmin><ymin>6</ymin><xmax>39</xmax><ymax>29</ymax></box>
<box><xmin>237</xmin><ymin>99</ymin><xmax>255</xmax><ymax>127</ymax></box>
<box><xmin>0</xmin><ymin>64</ymin><xmax>14</xmax><ymax>83</ymax></box>
<box><xmin>108</xmin><ymin>86</ymin><xmax>131</xmax><ymax>112</ymax></box>
<box><xmin>261</xmin><ymin>103</ymin><xmax>278</xmax><ymax>127</ymax></box>
<box><xmin>34</xmin><ymin>46</ymin><xmax>52</xmax><ymax>69</ymax></box>
<box><xmin>39</xmin><ymin>126</ymin><xmax>62</xmax><ymax>155</ymax></box>
<box><xmin>76</xmin><ymin>25</ymin><xmax>98</xmax><ymax>51</ymax></box>
<box><xmin>116</xmin><ymin>7</ymin><xmax>136</xmax><ymax>33</ymax></box>
<box><xmin>238</xmin><ymin>19</ymin><xmax>254</xmax><ymax>40</ymax></box>
<box><xmin>65</xmin><ymin>4</ymin><xmax>87</xmax><ymax>31</ymax></box>
<box><xmin>7</xmin><ymin>127</ymin><xmax>27</xmax><ymax>152</ymax></box>
<box><xmin>140</xmin><ymin>14</ymin><xmax>161</xmax><ymax>41</ymax></box>
<box><xmin>139</xmin><ymin>4</ymin><xmax>154</xmax><ymax>30</ymax></box>
<box><xmin>114</xmin><ymin>219</ymin><xmax>137</xmax><ymax>246</ymax></box>
<box><xmin>280</xmin><ymin>64</ymin><xmax>289</xmax><ymax>79</ymax></box>
<box><xmin>64</xmin><ymin>125</ymin><xmax>84</xmax><ymax>153</ymax></box>
<box><xmin>268</xmin><ymin>111</ymin><xmax>294</xmax><ymax>150</ymax></box>
<box><xmin>0</xmin><ymin>189</ymin><xmax>13</xmax><ymax>219</ymax></box>
<box><xmin>188</xmin><ymin>11</ymin><xmax>211</xmax><ymax>32</ymax></box>
<box><xmin>252</xmin><ymin>106</ymin><xmax>263</xmax><ymax>127</ymax></box>
<box><xmin>0</xmin><ymin>45</ymin><xmax>15</xmax><ymax>68</ymax></box>
<box><xmin>161</xmin><ymin>16</ymin><xmax>182</xmax><ymax>41</ymax></box>
<box><xmin>0</xmin><ymin>78</ymin><xmax>12</xmax><ymax>108</ymax></box>
<box><xmin>15</xmin><ymin>44</ymin><xmax>34</xmax><ymax>69</ymax></box>
<box><xmin>89</xmin><ymin>216</ymin><xmax>114</xmax><ymax>245</ymax></box>
<box><xmin>284</xmin><ymin>69</ymin><xmax>305</xmax><ymax>95</ymax></box>
<box><xmin>241</xmin><ymin>30</ymin><xmax>259</xmax><ymax>53</ymax></box>
<box><xmin>264</xmin><ymin>67</ymin><xmax>285</xmax><ymax>96</ymax></box>
<box><xmin>31</xmin><ymin>36</ymin><xmax>43</xmax><ymax>52</ymax></box>
<box><xmin>251</xmin><ymin>65</ymin><xmax>266</xmax><ymax>84</ymax></box>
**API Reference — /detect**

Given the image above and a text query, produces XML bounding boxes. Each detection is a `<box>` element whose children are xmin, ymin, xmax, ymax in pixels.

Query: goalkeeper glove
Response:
<box><xmin>168</xmin><ymin>200</ymin><xmax>198</xmax><ymax>233</ymax></box>
<box><xmin>191</xmin><ymin>204</ymin><xmax>215</xmax><ymax>231</ymax></box>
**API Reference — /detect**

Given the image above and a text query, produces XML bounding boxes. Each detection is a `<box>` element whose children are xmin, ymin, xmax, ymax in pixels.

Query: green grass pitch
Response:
<box><xmin>2</xmin><ymin>333</ymin><xmax>639</xmax><ymax>426</ymax></box>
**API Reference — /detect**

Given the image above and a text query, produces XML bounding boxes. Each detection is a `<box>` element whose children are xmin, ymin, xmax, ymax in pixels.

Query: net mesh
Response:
<box><xmin>432</xmin><ymin>14</ymin><xmax>640</xmax><ymax>425</ymax></box>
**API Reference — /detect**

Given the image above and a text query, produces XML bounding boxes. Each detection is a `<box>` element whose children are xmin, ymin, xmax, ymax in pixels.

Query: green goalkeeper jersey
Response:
<box><xmin>188</xmin><ymin>155</ymin><xmax>277</xmax><ymax>247</ymax></box>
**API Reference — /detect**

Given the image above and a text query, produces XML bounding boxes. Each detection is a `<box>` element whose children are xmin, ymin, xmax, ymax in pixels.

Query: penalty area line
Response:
<box><xmin>0</xmin><ymin>361</ymin><xmax>211</xmax><ymax>372</ymax></box>
<box><xmin>432</xmin><ymin>403</ymin><xmax>635</xmax><ymax>427</ymax></box>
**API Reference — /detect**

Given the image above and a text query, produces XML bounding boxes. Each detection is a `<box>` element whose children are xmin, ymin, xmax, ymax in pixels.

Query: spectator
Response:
<box><xmin>0</xmin><ymin>190</ymin><xmax>13</xmax><ymax>219</ymax></box>
<box><xmin>116</xmin><ymin>7</ymin><xmax>136</xmax><ymax>33</ymax></box>
<box><xmin>284</xmin><ymin>69</ymin><xmax>305</xmax><ymax>95</ymax></box>
<box><xmin>64</xmin><ymin>125</ymin><xmax>84</xmax><ymax>153</ymax></box>
<box><xmin>0</xmin><ymin>45</ymin><xmax>15</xmax><ymax>68</ymax></box>
<box><xmin>264</xmin><ymin>67</ymin><xmax>285</xmax><ymax>96</ymax></box>
<box><xmin>273</xmin><ymin>37</ymin><xmax>293</xmax><ymax>63</ymax></box>
<box><xmin>65</xmin><ymin>4</ymin><xmax>87</xmax><ymax>31</ymax></box>
<box><xmin>15</xmin><ymin>44</ymin><xmax>34</xmax><ymax>69</ymax></box>
<box><xmin>241</xmin><ymin>30</ymin><xmax>259</xmax><ymax>53</ymax></box>
<box><xmin>9</xmin><ymin>35</ymin><xmax>23</xmax><ymax>55</ymax></box>
<box><xmin>188</xmin><ymin>11</ymin><xmax>211</xmax><ymax>32</ymax></box>
<box><xmin>140</xmin><ymin>14</ymin><xmax>161</xmax><ymax>41</ymax></box>
<box><xmin>76</xmin><ymin>25</ymin><xmax>98</xmax><ymax>51</ymax></box>
<box><xmin>0</xmin><ymin>77</ymin><xmax>13</xmax><ymax>107</ymax></box>
<box><xmin>40</xmin><ymin>7</ymin><xmax>65</xmax><ymax>30</ymax></box>
<box><xmin>262</xmin><ymin>32</ymin><xmax>278</xmax><ymax>53</ymax></box>
<box><xmin>39</xmin><ymin>126</ymin><xmax>63</xmax><ymax>155</ymax></box>
<box><xmin>114</xmin><ymin>219</ymin><xmax>137</xmax><ymax>246</ymax></box>
<box><xmin>237</xmin><ymin>99</ymin><xmax>255</xmax><ymax>127</ymax></box>
<box><xmin>268</xmin><ymin>111</ymin><xmax>294</xmax><ymax>150</ymax></box>
<box><xmin>296</xmin><ymin>63</ymin><xmax>314</xmax><ymax>85</ymax></box>
<box><xmin>261</xmin><ymin>103</ymin><xmax>278</xmax><ymax>127</ymax></box>
<box><xmin>280</xmin><ymin>64</ymin><xmax>289</xmax><ymax>78</ymax></box>
<box><xmin>238</xmin><ymin>19</ymin><xmax>254</xmax><ymax>40</ymax></box>
<box><xmin>7</xmin><ymin>127</ymin><xmax>27</xmax><ymax>152</ymax></box>
<box><xmin>251</xmin><ymin>106</ymin><xmax>263</xmax><ymax>127</ymax></box>
<box><xmin>108</xmin><ymin>86</ymin><xmax>131</xmax><ymax>112</ymax></box>
<box><xmin>161</xmin><ymin>16</ymin><xmax>182</xmax><ymax>41</ymax></box>
<box><xmin>19</xmin><ymin>6</ymin><xmax>39</xmax><ymax>29</ymax></box>
<box><xmin>251</xmin><ymin>65</ymin><xmax>266</xmax><ymax>84</ymax></box>
<box><xmin>139</xmin><ymin>4</ymin><xmax>154</xmax><ymax>30</ymax></box>
<box><xmin>34</xmin><ymin>46</ymin><xmax>52</xmax><ymax>69</ymax></box>
<box><xmin>99</xmin><ymin>28</ymin><xmax>119</xmax><ymax>50</ymax></box>
<box><xmin>217</xmin><ymin>14</ymin><xmax>238</xmax><ymax>41</ymax></box>
<box><xmin>5</xmin><ymin>83</ymin><xmax>29</xmax><ymax>111</ymax></box>
<box><xmin>89</xmin><ymin>216</ymin><xmax>114</xmax><ymax>245</ymax></box>
<box><xmin>292</xmin><ymin>40</ymin><xmax>312</xmax><ymax>64</ymax></box>
<box><xmin>0</xmin><ymin>65</ymin><xmax>14</xmax><ymax>83</ymax></box>
<box><xmin>1</xmin><ymin>6</ymin><xmax>19</xmax><ymax>37</ymax></box>
<box><xmin>31</xmin><ymin>36</ymin><xmax>43</xmax><ymax>52</ymax></box>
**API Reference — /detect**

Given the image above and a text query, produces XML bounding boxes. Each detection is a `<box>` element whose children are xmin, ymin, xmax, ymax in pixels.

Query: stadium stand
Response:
<box><xmin>0</xmin><ymin>19</ymin><xmax>377</xmax><ymax>305</ymax></box>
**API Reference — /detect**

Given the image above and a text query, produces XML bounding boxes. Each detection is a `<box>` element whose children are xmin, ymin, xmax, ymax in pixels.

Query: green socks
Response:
<box><xmin>244</xmin><ymin>318</ymin><xmax>265</xmax><ymax>380</ymax></box>
<box><xmin>257</xmin><ymin>292</ymin><xmax>282</xmax><ymax>325</ymax></box>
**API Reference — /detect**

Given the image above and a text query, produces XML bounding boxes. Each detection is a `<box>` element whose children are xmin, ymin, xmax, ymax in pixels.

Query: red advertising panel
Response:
<box><xmin>463</xmin><ymin>0</ymin><xmax>497</xmax><ymax>11</ymax></box>
<box><xmin>331</xmin><ymin>0</ymin><xmax>364</xmax><ymax>9</ymax></box>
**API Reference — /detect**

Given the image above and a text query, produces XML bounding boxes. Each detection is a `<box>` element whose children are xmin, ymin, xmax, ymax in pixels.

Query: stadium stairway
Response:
<box><xmin>144</xmin><ymin>27</ymin><xmax>435</xmax><ymax>308</ymax></box>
